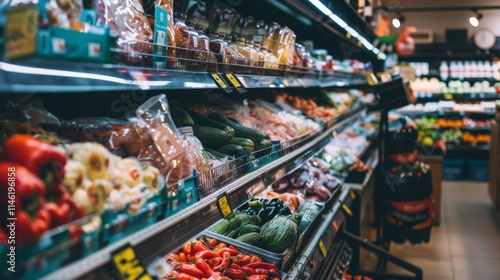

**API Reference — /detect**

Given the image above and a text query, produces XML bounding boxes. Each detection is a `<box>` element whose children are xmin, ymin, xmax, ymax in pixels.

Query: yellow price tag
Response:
<box><xmin>342</xmin><ymin>204</ymin><xmax>352</xmax><ymax>217</ymax></box>
<box><xmin>211</xmin><ymin>73</ymin><xmax>228</xmax><ymax>89</ymax></box>
<box><xmin>5</xmin><ymin>5</ymin><xmax>38</xmax><ymax>59</ymax></box>
<box><xmin>350</xmin><ymin>190</ymin><xmax>356</xmax><ymax>200</ymax></box>
<box><xmin>111</xmin><ymin>245</ymin><xmax>153</xmax><ymax>280</ymax></box>
<box><xmin>318</xmin><ymin>240</ymin><xmax>327</xmax><ymax>258</ymax></box>
<box><xmin>358</xmin><ymin>41</ymin><xmax>362</xmax><ymax>47</ymax></box>
<box><xmin>444</xmin><ymin>93</ymin><xmax>453</xmax><ymax>100</ymax></box>
<box><xmin>346</xmin><ymin>32</ymin><xmax>352</xmax><ymax>39</ymax></box>
<box><xmin>217</xmin><ymin>192</ymin><xmax>232</xmax><ymax>218</ymax></box>
<box><xmin>224</xmin><ymin>73</ymin><xmax>242</xmax><ymax>87</ymax></box>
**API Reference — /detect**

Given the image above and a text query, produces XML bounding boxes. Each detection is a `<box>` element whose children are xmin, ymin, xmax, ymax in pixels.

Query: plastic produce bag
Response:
<box><xmin>131</xmin><ymin>94</ymin><xmax>193</xmax><ymax>185</ymax></box>
<box><xmin>95</xmin><ymin>0</ymin><xmax>154</xmax><ymax>65</ymax></box>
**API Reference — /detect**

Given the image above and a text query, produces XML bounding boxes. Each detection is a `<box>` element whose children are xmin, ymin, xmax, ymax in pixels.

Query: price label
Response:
<box><xmin>5</xmin><ymin>5</ymin><xmax>38</xmax><ymax>59</ymax></box>
<box><xmin>318</xmin><ymin>240</ymin><xmax>327</xmax><ymax>258</ymax></box>
<box><xmin>443</xmin><ymin>93</ymin><xmax>453</xmax><ymax>100</ymax></box>
<box><xmin>346</xmin><ymin>32</ymin><xmax>352</xmax><ymax>39</ymax></box>
<box><xmin>224</xmin><ymin>73</ymin><xmax>247</xmax><ymax>93</ymax></box>
<box><xmin>349</xmin><ymin>190</ymin><xmax>356</xmax><ymax>200</ymax></box>
<box><xmin>357</xmin><ymin>41</ymin><xmax>362</xmax><ymax>47</ymax></box>
<box><xmin>210</xmin><ymin>73</ymin><xmax>233</xmax><ymax>93</ymax></box>
<box><xmin>342</xmin><ymin>204</ymin><xmax>352</xmax><ymax>217</ymax></box>
<box><xmin>216</xmin><ymin>192</ymin><xmax>233</xmax><ymax>218</ymax></box>
<box><xmin>111</xmin><ymin>244</ymin><xmax>153</xmax><ymax>280</ymax></box>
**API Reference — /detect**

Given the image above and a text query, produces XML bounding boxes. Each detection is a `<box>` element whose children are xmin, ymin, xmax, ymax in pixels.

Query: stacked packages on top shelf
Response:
<box><xmin>1</xmin><ymin>0</ymin><xmax>366</xmax><ymax>78</ymax></box>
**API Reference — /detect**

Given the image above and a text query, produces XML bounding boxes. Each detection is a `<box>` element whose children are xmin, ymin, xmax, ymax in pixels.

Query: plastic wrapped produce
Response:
<box><xmin>179</xmin><ymin>126</ymin><xmax>210</xmax><ymax>174</ymax></box>
<box><xmin>95</xmin><ymin>0</ymin><xmax>154</xmax><ymax>66</ymax></box>
<box><xmin>130</xmin><ymin>94</ymin><xmax>194</xmax><ymax>185</ymax></box>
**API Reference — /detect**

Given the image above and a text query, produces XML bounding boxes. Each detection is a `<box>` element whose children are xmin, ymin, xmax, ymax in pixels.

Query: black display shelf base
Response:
<box><xmin>341</xmin><ymin>230</ymin><xmax>423</xmax><ymax>280</ymax></box>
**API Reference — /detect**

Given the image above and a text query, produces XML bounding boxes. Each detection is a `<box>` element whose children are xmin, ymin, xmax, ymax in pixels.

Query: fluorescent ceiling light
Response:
<box><xmin>308</xmin><ymin>0</ymin><xmax>332</xmax><ymax>16</ymax></box>
<box><xmin>329</xmin><ymin>13</ymin><xmax>348</xmax><ymax>28</ymax></box>
<box><xmin>373</xmin><ymin>48</ymin><xmax>380</xmax><ymax>55</ymax></box>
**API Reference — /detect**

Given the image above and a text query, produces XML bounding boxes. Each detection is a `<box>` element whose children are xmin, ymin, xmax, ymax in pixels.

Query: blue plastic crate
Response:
<box><xmin>443</xmin><ymin>159</ymin><xmax>465</xmax><ymax>180</ymax></box>
<box><xmin>467</xmin><ymin>159</ymin><xmax>489</xmax><ymax>181</ymax></box>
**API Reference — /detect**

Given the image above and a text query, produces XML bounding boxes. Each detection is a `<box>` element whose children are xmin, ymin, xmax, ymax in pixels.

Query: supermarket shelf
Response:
<box><xmin>330</xmin><ymin>0</ymin><xmax>378</xmax><ymax>41</ymax></box>
<box><xmin>285</xmin><ymin>148</ymin><xmax>379</xmax><ymax>279</ymax></box>
<box><xmin>461</xmin><ymin>126</ymin><xmax>491</xmax><ymax>132</ymax></box>
<box><xmin>414</xmin><ymin>75</ymin><xmax>498</xmax><ymax>83</ymax></box>
<box><xmin>41</xmin><ymin>105</ymin><xmax>367</xmax><ymax>280</ymax></box>
<box><xmin>396</xmin><ymin>110</ymin><xmax>495</xmax><ymax>118</ymax></box>
<box><xmin>415</xmin><ymin>92</ymin><xmax>500</xmax><ymax>102</ymax></box>
<box><xmin>445</xmin><ymin>143</ymin><xmax>490</xmax><ymax>159</ymax></box>
<box><xmin>0</xmin><ymin>59</ymin><xmax>367</xmax><ymax>94</ymax></box>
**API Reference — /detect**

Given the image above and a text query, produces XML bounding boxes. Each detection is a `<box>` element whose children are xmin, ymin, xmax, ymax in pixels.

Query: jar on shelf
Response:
<box><xmin>245</xmin><ymin>40</ymin><xmax>258</xmax><ymax>65</ymax></box>
<box><xmin>185</xmin><ymin>20</ymin><xmax>199</xmax><ymax>71</ymax></box>
<box><xmin>221</xmin><ymin>34</ymin><xmax>247</xmax><ymax>73</ymax></box>
<box><xmin>173</xmin><ymin>12</ymin><xmax>195</xmax><ymax>70</ymax></box>
<box><xmin>208</xmin><ymin>31</ymin><xmax>225</xmax><ymax>72</ymax></box>
<box><xmin>179</xmin><ymin>126</ymin><xmax>210</xmax><ymax>174</ymax></box>
<box><xmin>195</xmin><ymin>24</ymin><xmax>215</xmax><ymax>72</ymax></box>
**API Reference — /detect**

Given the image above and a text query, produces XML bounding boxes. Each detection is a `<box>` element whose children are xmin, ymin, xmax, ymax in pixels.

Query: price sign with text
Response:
<box><xmin>111</xmin><ymin>244</ymin><xmax>153</xmax><ymax>280</ymax></box>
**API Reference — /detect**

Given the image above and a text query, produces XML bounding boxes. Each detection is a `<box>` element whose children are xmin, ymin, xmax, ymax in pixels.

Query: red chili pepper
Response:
<box><xmin>230</xmin><ymin>263</ymin><xmax>242</xmax><ymax>270</ymax></box>
<box><xmin>44</xmin><ymin>187</ymin><xmax>84</xmax><ymax>228</ymax></box>
<box><xmin>214</xmin><ymin>247</ymin><xmax>239</xmax><ymax>256</ymax></box>
<box><xmin>214</xmin><ymin>242</ymin><xmax>227</xmax><ymax>250</ymax></box>
<box><xmin>244</xmin><ymin>261</ymin><xmax>279</xmax><ymax>271</ymax></box>
<box><xmin>241</xmin><ymin>267</ymin><xmax>265</xmax><ymax>276</ymax></box>
<box><xmin>183</xmin><ymin>241</ymin><xmax>193</xmax><ymax>255</ymax></box>
<box><xmin>194</xmin><ymin>250</ymin><xmax>220</xmax><ymax>260</ymax></box>
<box><xmin>192</xmin><ymin>240</ymin><xmax>210</xmax><ymax>253</ymax></box>
<box><xmin>175</xmin><ymin>272</ymin><xmax>200</xmax><ymax>280</ymax></box>
<box><xmin>223</xmin><ymin>268</ymin><xmax>245</xmax><ymax>279</ymax></box>
<box><xmin>214</xmin><ymin>252</ymin><xmax>231</xmax><ymax>271</ymax></box>
<box><xmin>0</xmin><ymin>163</ymin><xmax>52</xmax><ymax>244</ymax></box>
<box><xmin>250</xmin><ymin>255</ymin><xmax>262</xmax><ymax>263</ymax></box>
<box><xmin>3</xmin><ymin>134</ymin><xmax>66</xmax><ymax>190</ymax></box>
<box><xmin>194</xmin><ymin>259</ymin><xmax>214</xmax><ymax>277</ymax></box>
<box><xmin>176</xmin><ymin>264</ymin><xmax>205</xmax><ymax>278</ymax></box>
<box><xmin>247</xmin><ymin>275</ymin><xmax>269</xmax><ymax>280</ymax></box>
<box><xmin>237</xmin><ymin>254</ymin><xmax>252</xmax><ymax>266</ymax></box>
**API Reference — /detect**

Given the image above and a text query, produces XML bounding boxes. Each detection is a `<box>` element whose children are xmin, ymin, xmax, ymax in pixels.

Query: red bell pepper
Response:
<box><xmin>3</xmin><ymin>134</ymin><xmax>67</xmax><ymax>191</ymax></box>
<box><xmin>44</xmin><ymin>187</ymin><xmax>85</xmax><ymax>228</ymax></box>
<box><xmin>0</xmin><ymin>162</ymin><xmax>52</xmax><ymax>244</ymax></box>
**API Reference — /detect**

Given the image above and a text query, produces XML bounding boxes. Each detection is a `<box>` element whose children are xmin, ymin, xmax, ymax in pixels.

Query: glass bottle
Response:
<box><xmin>195</xmin><ymin>24</ymin><xmax>213</xmax><ymax>72</ymax></box>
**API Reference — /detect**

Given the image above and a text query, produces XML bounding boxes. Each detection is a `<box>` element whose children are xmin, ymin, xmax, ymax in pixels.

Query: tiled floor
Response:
<box><xmin>362</xmin><ymin>181</ymin><xmax>500</xmax><ymax>280</ymax></box>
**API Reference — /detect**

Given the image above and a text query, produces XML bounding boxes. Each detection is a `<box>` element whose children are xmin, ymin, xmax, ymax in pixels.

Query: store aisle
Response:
<box><xmin>371</xmin><ymin>181</ymin><xmax>500</xmax><ymax>280</ymax></box>
<box><xmin>404</xmin><ymin>181</ymin><xmax>499</xmax><ymax>279</ymax></box>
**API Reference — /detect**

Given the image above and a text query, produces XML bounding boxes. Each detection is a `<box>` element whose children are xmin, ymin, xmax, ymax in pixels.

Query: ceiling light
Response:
<box><xmin>392</xmin><ymin>18</ymin><xmax>401</xmax><ymax>28</ymax></box>
<box><xmin>469</xmin><ymin>9</ymin><xmax>483</xmax><ymax>27</ymax></box>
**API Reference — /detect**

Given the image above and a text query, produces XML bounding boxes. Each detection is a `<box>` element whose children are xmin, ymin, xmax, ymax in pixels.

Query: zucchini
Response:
<box><xmin>210</xmin><ymin>219</ymin><xmax>230</xmax><ymax>235</ymax></box>
<box><xmin>171</xmin><ymin>107</ymin><xmax>194</xmax><ymax>127</ymax></box>
<box><xmin>235</xmin><ymin>232</ymin><xmax>261</xmax><ymax>245</ymax></box>
<box><xmin>217</xmin><ymin>144</ymin><xmax>247</xmax><ymax>157</ymax></box>
<box><xmin>189</xmin><ymin>111</ymin><xmax>235</xmax><ymax>138</ymax></box>
<box><xmin>227</xmin><ymin>227</ymin><xmax>241</xmax><ymax>239</ymax></box>
<box><xmin>254</xmin><ymin>139</ymin><xmax>274</xmax><ymax>157</ymax></box>
<box><xmin>192</xmin><ymin>124</ymin><xmax>231</xmax><ymax>148</ymax></box>
<box><xmin>208</xmin><ymin>113</ymin><xmax>270</xmax><ymax>143</ymax></box>
<box><xmin>205</xmin><ymin>148</ymin><xmax>229</xmax><ymax>159</ymax></box>
<box><xmin>227</xmin><ymin>116</ymin><xmax>242</xmax><ymax>125</ymax></box>
<box><xmin>228</xmin><ymin>137</ymin><xmax>254</xmax><ymax>153</ymax></box>
<box><xmin>238</xmin><ymin>224</ymin><xmax>261</xmax><ymax>235</ymax></box>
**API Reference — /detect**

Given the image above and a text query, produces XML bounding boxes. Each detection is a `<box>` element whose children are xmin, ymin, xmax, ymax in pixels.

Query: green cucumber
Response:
<box><xmin>208</xmin><ymin>113</ymin><xmax>270</xmax><ymax>142</ymax></box>
<box><xmin>189</xmin><ymin>111</ymin><xmax>235</xmax><ymax>138</ymax></box>
<box><xmin>192</xmin><ymin>124</ymin><xmax>231</xmax><ymax>148</ymax></box>
<box><xmin>205</xmin><ymin>148</ymin><xmax>230</xmax><ymax>159</ymax></box>
<box><xmin>171</xmin><ymin>107</ymin><xmax>194</xmax><ymax>127</ymax></box>
<box><xmin>228</xmin><ymin>137</ymin><xmax>254</xmax><ymax>153</ymax></box>
<box><xmin>217</xmin><ymin>144</ymin><xmax>247</xmax><ymax>157</ymax></box>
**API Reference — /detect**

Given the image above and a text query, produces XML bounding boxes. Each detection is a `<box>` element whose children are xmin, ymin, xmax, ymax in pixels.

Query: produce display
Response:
<box><xmin>164</xmin><ymin>236</ymin><xmax>282</xmax><ymax>280</ymax></box>
<box><xmin>267</xmin><ymin>158</ymin><xmax>341</xmax><ymax>203</ymax></box>
<box><xmin>209</xmin><ymin>202</ymin><xmax>302</xmax><ymax>254</ymax></box>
